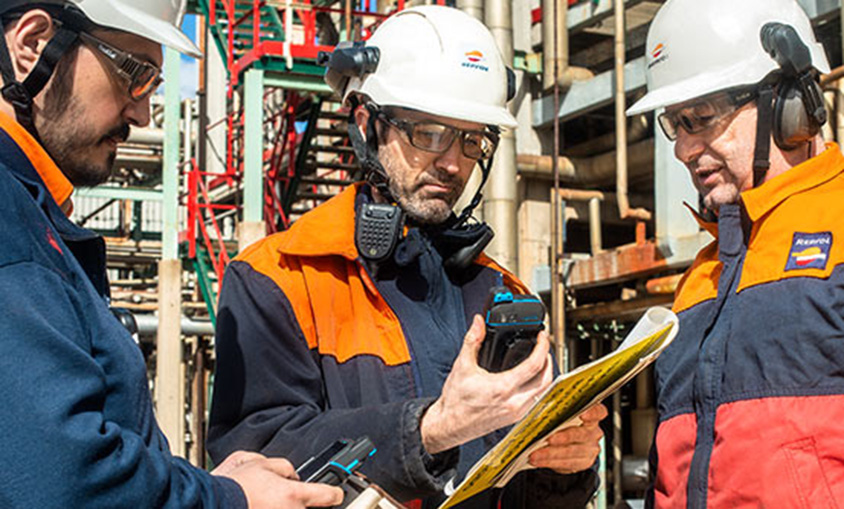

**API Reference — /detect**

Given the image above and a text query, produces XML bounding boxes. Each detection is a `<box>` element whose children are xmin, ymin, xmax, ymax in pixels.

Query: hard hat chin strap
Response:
<box><xmin>753</xmin><ymin>85</ymin><xmax>774</xmax><ymax>188</ymax></box>
<box><xmin>346</xmin><ymin>100</ymin><xmax>397</xmax><ymax>204</ymax></box>
<box><xmin>0</xmin><ymin>6</ymin><xmax>84</xmax><ymax>140</ymax></box>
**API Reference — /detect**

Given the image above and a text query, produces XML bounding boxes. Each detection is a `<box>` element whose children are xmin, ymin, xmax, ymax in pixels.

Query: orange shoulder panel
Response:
<box><xmin>0</xmin><ymin>110</ymin><xmax>72</xmax><ymax>207</ymax></box>
<box><xmin>236</xmin><ymin>234</ymin><xmax>411</xmax><ymax>366</ymax></box>
<box><xmin>739</xmin><ymin>173</ymin><xmax>844</xmax><ymax>292</ymax></box>
<box><xmin>673</xmin><ymin>240</ymin><xmax>721</xmax><ymax>314</ymax></box>
<box><xmin>475</xmin><ymin>253</ymin><xmax>530</xmax><ymax>294</ymax></box>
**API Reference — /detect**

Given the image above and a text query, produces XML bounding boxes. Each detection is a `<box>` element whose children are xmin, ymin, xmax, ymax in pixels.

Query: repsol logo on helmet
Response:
<box><xmin>462</xmin><ymin>50</ymin><xmax>489</xmax><ymax>72</ymax></box>
<box><xmin>648</xmin><ymin>43</ymin><xmax>668</xmax><ymax>69</ymax></box>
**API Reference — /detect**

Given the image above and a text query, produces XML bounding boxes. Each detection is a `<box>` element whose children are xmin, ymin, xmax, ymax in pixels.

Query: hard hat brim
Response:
<box><xmin>83</xmin><ymin>1</ymin><xmax>201</xmax><ymax>58</ymax></box>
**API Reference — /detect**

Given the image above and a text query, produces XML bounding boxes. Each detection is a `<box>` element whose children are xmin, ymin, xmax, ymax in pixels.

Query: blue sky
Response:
<box><xmin>156</xmin><ymin>14</ymin><xmax>200</xmax><ymax>100</ymax></box>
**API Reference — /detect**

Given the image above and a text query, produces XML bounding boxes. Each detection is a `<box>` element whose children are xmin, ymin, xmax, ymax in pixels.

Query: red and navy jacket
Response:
<box><xmin>207</xmin><ymin>184</ymin><xmax>597</xmax><ymax>508</ymax></box>
<box><xmin>0</xmin><ymin>110</ymin><xmax>245</xmax><ymax>507</ymax></box>
<box><xmin>650</xmin><ymin>144</ymin><xmax>844</xmax><ymax>508</ymax></box>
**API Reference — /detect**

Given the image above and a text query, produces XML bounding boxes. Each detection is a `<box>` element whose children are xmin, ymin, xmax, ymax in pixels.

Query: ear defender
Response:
<box><xmin>760</xmin><ymin>22</ymin><xmax>826</xmax><ymax>150</ymax></box>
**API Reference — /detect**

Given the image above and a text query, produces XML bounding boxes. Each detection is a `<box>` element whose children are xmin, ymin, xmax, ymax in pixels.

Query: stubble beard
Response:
<box><xmin>37</xmin><ymin>48</ymin><xmax>124</xmax><ymax>188</ymax></box>
<box><xmin>381</xmin><ymin>150</ymin><xmax>463</xmax><ymax>225</ymax></box>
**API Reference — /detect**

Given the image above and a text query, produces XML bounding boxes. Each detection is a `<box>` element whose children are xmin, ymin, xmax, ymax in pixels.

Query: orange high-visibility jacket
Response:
<box><xmin>207</xmin><ymin>185</ymin><xmax>598</xmax><ymax>508</ymax></box>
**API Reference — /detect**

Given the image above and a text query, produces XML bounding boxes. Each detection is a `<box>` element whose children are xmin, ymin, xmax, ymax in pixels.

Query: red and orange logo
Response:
<box><xmin>465</xmin><ymin>50</ymin><xmax>484</xmax><ymax>63</ymax></box>
<box><xmin>652</xmin><ymin>43</ymin><xmax>664</xmax><ymax>59</ymax></box>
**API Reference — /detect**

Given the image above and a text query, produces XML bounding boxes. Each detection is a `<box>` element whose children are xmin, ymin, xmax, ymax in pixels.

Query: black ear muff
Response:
<box><xmin>506</xmin><ymin>68</ymin><xmax>516</xmax><ymax>102</ymax></box>
<box><xmin>760</xmin><ymin>22</ymin><xmax>826</xmax><ymax>150</ymax></box>
<box><xmin>773</xmin><ymin>78</ymin><xmax>822</xmax><ymax>150</ymax></box>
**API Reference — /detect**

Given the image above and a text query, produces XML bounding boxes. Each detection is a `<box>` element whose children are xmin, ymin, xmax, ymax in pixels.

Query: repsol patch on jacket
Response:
<box><xmin>786</xmin><ymin>232</ymin><xmax>832</xmax><ymax>271</ymax></box>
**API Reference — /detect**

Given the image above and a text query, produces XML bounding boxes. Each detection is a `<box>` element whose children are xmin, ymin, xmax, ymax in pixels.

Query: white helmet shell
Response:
<box><xmin>342</xmin><ymin>5</ymin><xmax>516</xmax><ymax>128</ymax></box>
<box><xmin>71</xmin><ymin>0</ymin><xmax>200</xmax><ymax>57</ymax></box>
<box><xmin>627</xmin><ymin>0</ymin><xmax>829</xmax><ymax>115</ymax></box>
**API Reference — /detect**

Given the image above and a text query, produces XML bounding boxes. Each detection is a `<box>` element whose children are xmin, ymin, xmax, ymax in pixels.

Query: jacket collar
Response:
<box><xmin>276</xmin><ymin>183</ymin><xmax>361</xmax><ymax>260</ymax></box>
<box><xmin>0</xmin><ymin>110</ymin><xmax>73</xmax><ymax>211</ymax></box>
<box><xmin>742</xmin><ymin>142</ymin><xmax>844</xmax><ymax>222</ymax></box>
<box><xmin>684</xmin><ymin>143</ymin><xmax>844</xmax><ymax>237</ymax></box>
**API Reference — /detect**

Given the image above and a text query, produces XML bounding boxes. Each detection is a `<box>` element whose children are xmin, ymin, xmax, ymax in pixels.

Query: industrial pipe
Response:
<box><xmin>135</xmin><ymin>313</ymin><xmax>215</xmax><ymax>337</ymax></box>
<box><xmin>541</xmin><ymin>0</ymin><xmax>593</xmax><ymax>91</ymax></box>
<box><xmin>614</xmin><ymin>0</ymin><xmax>651</xmax><ymax>221</ymax></box>
<box><xmin>484</xmin><ymin>0</ymin><xmax>518</xmax><ymax>270</ymax></box>
<box><xmin>456</xmin><ymin>0</ymin><xmax>483</xmax><ymax>21</ymax></box>
<box><xmin>517</xmin><ymin>139</ymin><xmax>655</xmax><ymax>186</ymax></box>
<box><xmin>565</xmin><ymin>115</ymin><xmax>649</xmax><ymax>158</ymax></box>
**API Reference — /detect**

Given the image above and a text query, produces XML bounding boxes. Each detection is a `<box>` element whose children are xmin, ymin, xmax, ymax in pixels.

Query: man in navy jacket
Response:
<box><xmin>0</xmin><ymin>1</ymin><xmax>342</xmax><ymax>507</ymax></box>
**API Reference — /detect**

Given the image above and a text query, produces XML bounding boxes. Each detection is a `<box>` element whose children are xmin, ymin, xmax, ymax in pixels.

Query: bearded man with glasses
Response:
<box><xmin>626</xmin><ymin>0</ymin><xmax>844</xmax><ymax>507</ymax></box>
<box><xmin>208</xmin><ymin>6</ymin><xmax>606</xmax><ymax>509</ymax></box>
<box><xmin>0</xmin><ymin>1</ymin><xmax>346</xmax><ymax>507</ymax></box>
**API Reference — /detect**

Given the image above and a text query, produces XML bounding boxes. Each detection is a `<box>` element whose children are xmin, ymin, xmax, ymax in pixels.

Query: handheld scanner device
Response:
<box><xmin>477</xmin><ymin>286</ymin><xmax>546</xmax><ymax>373</ymax></box>
<box><xmin>296</xmin><ymin>436</ymin><xmax>377</xmax><ymax>486</ymax></box>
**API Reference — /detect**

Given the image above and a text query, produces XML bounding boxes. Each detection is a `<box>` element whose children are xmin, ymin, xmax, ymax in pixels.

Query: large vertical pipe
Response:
<box><xmin>614</xmin><ymin>0</ymin><xmax>651</xmax><ymax>222</ymax></box>
<box><xmin>457</xmin><ymin>0</ymin><xmax>483</xmax><ymax>21</ymax></box>
<box><xmin>549</xmin><ymin>0</ymin><xmax>564</xmax><ymax>372</ymax></box>
<box><xmin>156</xmin><ymin>47</ymin><xmax>185</xmax><ymax>457</ymax></box>
<box><xmin>240</xmin><ymin>68</ymin><xmax>267</xmax><ymax>252</ymax></box>
<box><xmin>484</xmin><ymin>0</ymin><xmax>518</xmax><ymax>271</ymax></box>
<box><xmin>542</xmin><ymin>0</ymin><xmax>565</xmax><ymax>91</ymax></box>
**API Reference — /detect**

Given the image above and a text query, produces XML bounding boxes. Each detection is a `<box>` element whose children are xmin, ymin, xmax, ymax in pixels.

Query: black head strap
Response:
<box><xmin>346</xmin><ymin>99</ymin><xmax>398</xmax><ymax>203</ymax></box>
<box><xmin>753</xmin><ymin>85</ymin><xmax>773</xmax><ymax>187</ymax></box>
<box><xmin>0</xmin><ymin>6</ymin><xmax>83</xmax><ymax>138</ymax></box>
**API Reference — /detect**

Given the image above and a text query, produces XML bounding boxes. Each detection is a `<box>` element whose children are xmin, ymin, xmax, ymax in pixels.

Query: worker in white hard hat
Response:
<box><xmin>0</xmin><ymin>1</ymin><xmax>344</xmax><ymax>507</ymax></box>
<box><xmin>208</xmin><ymin>5</ymin><xmax>606</xmax><ymax>508</ymax></box>
<box><xmin>628</xmin><ymin>0</ymin><xmax>844</xmax><ymax>506</ymax></box>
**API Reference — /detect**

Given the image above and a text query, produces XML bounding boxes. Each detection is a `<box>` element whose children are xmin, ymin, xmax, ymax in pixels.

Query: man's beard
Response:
<box><xmin>36</xmin><ymin>50</ymin><xmax>129</xmax><ymax>187</ymax></box>
<box><xmin>381</xmin><ymin>151</ymin><xmax>465</xmax><ymax>225</ymax></box>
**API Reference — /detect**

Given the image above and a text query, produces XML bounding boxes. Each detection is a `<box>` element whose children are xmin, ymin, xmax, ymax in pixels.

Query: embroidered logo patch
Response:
<box><xmin>786</xmin><ymin>231</ymin><xmax>832</xmax><ymax>271</ymax></box>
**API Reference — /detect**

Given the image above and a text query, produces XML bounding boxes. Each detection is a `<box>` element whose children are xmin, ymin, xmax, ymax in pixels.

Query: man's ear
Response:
<box><xmin>353</xmin><ymin>104</ymin><xmax>369</xmax><ymax>142</ymax></box>
<box><xmin>6</xmin><ymin>9</ymin><xmax>56</xmax><ymax>81</ymax></box>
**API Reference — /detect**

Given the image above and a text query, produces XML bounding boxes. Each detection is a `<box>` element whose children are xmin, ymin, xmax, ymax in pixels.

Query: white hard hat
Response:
<box><xmin>627</xmin><ymin>0</ymin><xmax>829</xmax><ymax>115</ymax></box>
<box><xmin>1</xmin><ymin>0</ymin><xmax>200</xmax><ymax>58</ymax></box>
<box><xmin>341</xmin><ymin>5</ymin><xmax>516</xmax><ymax>128</ymax></box>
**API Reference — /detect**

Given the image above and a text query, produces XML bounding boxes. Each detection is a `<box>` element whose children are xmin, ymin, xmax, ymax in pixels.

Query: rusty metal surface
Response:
<box><xmin>567</xmin><ymin>240</ymin><xmax>668</xmax><ymax>289</ymax></box>
<box><xmin>567</xmin><ymin>294</ymin><xmax>674</xmax><ymax>324</ymax></box>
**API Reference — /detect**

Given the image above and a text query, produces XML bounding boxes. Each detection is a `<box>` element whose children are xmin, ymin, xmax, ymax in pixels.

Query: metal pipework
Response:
<box><xmin>554</xmin><ymin>188</ymin><xmax>604</xmax><ymax>256</ymax></box>
<box><xmin>457</xmin><ymin>0</ymin><xmax>484</xmax><ymax>21</ymax></box>
<box><xmin>542</xmin><ymin>0</ymin><xmax>594</xmax><ymax>91</ymax></box>
<box><xmin>484</xmin><ymin>0</ymin><xmax>518</xmax><ymax>271</ymax></box>
<box><xmin>517</xmin><ymin>139</ymin><xmax>655</xmax><ymax>186</ymax></box>
<box><xmin>614</xmin><ymin>0</ymin><xmax>651</xmax><ymax>221</ymax></box>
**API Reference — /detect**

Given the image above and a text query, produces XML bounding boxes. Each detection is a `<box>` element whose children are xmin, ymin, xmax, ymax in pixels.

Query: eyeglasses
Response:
<box><xmin>78</xmin><ymin>31</ymin><xmax>162</xmax><ymax>102</ymax></box>
<box><xmin>377</xmin><ymin>111</ymin><xmax>499</xmax><ymax>160</ymax></box>
<box><xmin>658</xmin><ymin>88</ymin><xmax>757</xmax><ymax>140</ymax></box>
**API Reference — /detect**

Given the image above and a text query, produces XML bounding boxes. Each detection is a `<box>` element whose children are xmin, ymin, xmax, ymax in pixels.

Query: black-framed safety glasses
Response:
<box><xmin>658</xmin><ymin>88</ymin><xmax>757</xmax><ymax>140</ymax></box>
<box><xmin>78</xmin><ymin>31</ymin><xmax>162</xmax><ymax>102</ymax></box>
<box><xmin>377</xmin><ymin>111</ymin><xmax>499</xmax><ymax>161</ymax></box>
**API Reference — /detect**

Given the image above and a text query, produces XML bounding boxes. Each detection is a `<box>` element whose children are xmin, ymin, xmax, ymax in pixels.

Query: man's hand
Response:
<box><xmin>212</xmin><ymin>451</ymin><xmax>344</xmax><ymax>508</ymax></box>
<box><xmin>421</xmin><ymin>315</ymin><xmax>554</xmax><ymax>454</ymax></box>
<box><xmin>528</xmin><ymin>403</ymin><xmax>608</xmax><ymax>474</ymax></box>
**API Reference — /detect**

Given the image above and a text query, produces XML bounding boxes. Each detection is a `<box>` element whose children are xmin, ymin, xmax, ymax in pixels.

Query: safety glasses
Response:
<box><xmin>658</xmin><ymin>88</ymin><xmax>757</xmax><ymax>140</ymax></box>
<box><xmin>377</xmin><ymin>111</ymin><xmax>499</xmax><ymax>160</ymax></box>
<box><xmin>78</xmin><ymin>31</ymin><xmax>162</xmax><ymax>102</ymax></box>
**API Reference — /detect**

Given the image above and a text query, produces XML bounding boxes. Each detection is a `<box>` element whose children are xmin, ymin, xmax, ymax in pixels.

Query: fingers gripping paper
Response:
<box><xmin>439</xmin><ymin>307</ymin><xmax>678</xmax><ymax>508</ymax></box>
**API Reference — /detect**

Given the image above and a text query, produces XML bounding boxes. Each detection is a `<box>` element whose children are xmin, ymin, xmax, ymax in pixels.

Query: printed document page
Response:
<box><xmin>439</xmin><ymin>306</ymin><xmax>679</xmax><ymax>509</ymax></box>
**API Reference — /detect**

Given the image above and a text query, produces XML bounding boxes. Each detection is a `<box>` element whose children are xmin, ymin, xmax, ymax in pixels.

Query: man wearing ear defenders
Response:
<box><xmin>208</xmin><ymin>5</ymin><xmax>606</xmax><ymax>508</ymax></box>
<box><xmin>627</xmin><ymin>0</ymin><xmax>844</xmax><ymax>506</ymax></box>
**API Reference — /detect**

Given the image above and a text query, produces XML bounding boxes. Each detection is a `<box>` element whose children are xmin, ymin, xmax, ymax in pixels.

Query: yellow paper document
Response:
<box><xmin>439</xmin><ymin>307</ymin><xmax>678</xmax><ymax>509</ymax></box>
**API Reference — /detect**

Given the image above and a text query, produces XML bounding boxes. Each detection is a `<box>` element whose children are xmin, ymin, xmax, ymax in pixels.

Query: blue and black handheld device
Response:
<box><xmin>477</xmin><ymin>286</ymin><xmax>546</xmax><ymax>373</ymax></box>
<box><xmin>297</xmin><ymin>436</ymin><xmax>377</xmax><ymax>486</ymax></box>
